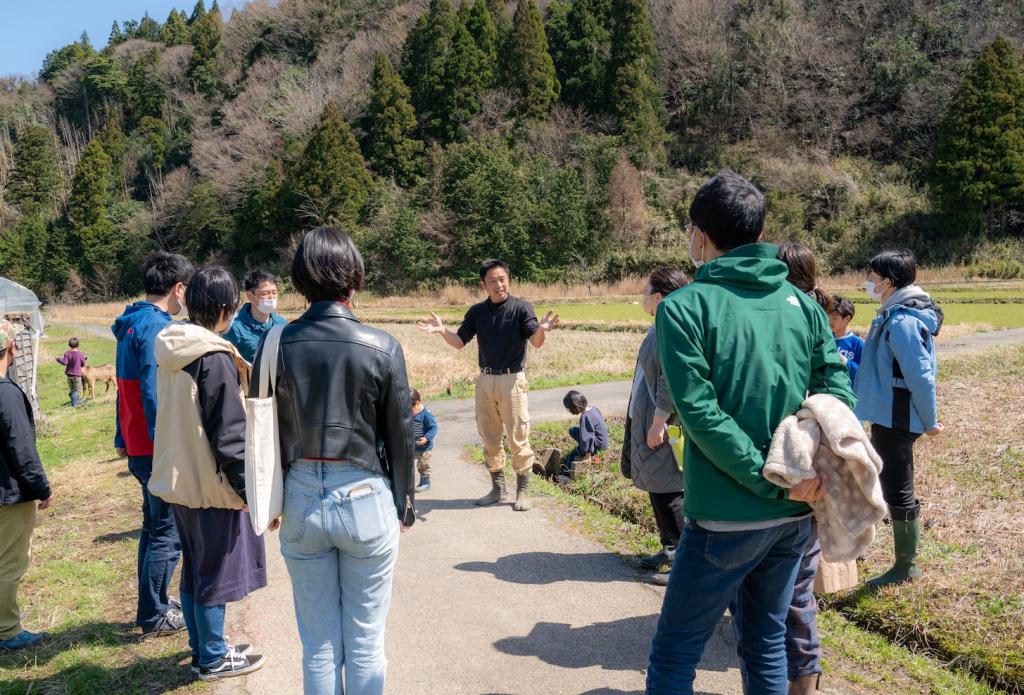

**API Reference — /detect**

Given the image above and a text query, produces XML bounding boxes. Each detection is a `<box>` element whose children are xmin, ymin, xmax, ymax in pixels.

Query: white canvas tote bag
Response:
<box><xmin>245</xmin><ymin>324</ymin><xmax>285</xmax><ymax>535</ymax></box>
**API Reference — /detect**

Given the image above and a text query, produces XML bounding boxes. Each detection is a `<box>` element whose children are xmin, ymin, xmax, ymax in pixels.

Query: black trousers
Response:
<box><xmin>649</xmin><ymin>491</ymin><xmax>685</xmax><ymax>549</ymax></box>
<box><xmin>871</xmin><ymin>424</ymin><xmax>922</xmax><ymax>519</ymax></box>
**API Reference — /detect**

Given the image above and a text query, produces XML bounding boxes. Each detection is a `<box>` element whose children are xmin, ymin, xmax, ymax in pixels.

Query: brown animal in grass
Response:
<box><xmin>82</xmin><ymin>364</ymin><xmax>117</xmax><ymax>400</ymax></box>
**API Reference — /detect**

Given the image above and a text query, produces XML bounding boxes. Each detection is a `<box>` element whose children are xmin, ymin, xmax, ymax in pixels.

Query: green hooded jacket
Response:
<box><xmin>656</xmin><ymin>243</ymin><xmax>856</xmax><ymax>522</ymax></box>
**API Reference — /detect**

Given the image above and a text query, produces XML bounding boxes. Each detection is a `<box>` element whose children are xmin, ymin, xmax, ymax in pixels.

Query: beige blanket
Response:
<box><xmin>763</xmin><ymin>394</ymin><xmax>887</xmax><ymax>562</ymax></box>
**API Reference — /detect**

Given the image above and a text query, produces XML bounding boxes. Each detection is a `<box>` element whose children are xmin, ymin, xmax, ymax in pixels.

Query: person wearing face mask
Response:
<box><xmin>620</xmin><ymin>267</ymin><xmax>689</xmax><ymax>587</ymax></box>
<box><xmin>855</xmin><ymin>249</ymin><xmax>943</xmax><ymax>587</ymax></box>
<box><xmin>646</xmin><ymin>171</ymin><xmax>855</xmax><ymax>695</ymax></box>
<box><xmin>112</xmin><ymin>251</ymin><xmax>194</xmax><ymax>638</ymax></box>
<box><xmin>150</xmin><ymin>266</ymin><xmax>267</xmax><ymax>681</ymax></box>
<box><xmin>223</xmin><ymin>269</ymin><xmax>288</xmax><ymax>365</ymax></box>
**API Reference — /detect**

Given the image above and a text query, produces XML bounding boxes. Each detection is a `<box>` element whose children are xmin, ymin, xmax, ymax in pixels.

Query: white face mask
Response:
<box><xmin>257</xmin><ymin>298</ymin><xmax>277</xmax><ymax>314</ymax></box>
<box><xmin>689</xmin><ymin>229</ymin><xmax>706</xmax><ymax>269</ymax></box>
<box><xmin>866</xmin><ymin>279</ymin><xmax>883</xmax><ymax>302</ymax></box>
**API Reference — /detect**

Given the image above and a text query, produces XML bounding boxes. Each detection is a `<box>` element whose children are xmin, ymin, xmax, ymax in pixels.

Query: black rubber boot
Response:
<box><xmin>475</xmin><ymin>470</ymin><xmax>507</xmax><ymax>506</ymax></box>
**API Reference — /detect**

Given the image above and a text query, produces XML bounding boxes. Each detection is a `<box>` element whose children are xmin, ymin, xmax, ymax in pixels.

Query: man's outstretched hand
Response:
<box><xmin>416</xmin><ymin>312</ymin><xmax>445</xmax><ymax>335</ymax></box>
<box><xmin>539</xmin><ymin>311</ymin><xmax>560</xmax><ymax>332</ymax></box>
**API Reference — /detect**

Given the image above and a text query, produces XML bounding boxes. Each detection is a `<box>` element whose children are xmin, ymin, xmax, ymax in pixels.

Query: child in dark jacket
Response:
<box><xmin>0</xmin><ymin>319</ymin><xmax>53</xmax><ymax>651</ymax></box>
<box><xmin>56</xmin><ymin>337</ymin><xmax>87</xmax><ymax>407</ymax></box>
<box><xmin>557</xmin><ymin>390</ymin><xmax>608</xmax><ymax>484</ymax></box>
<box><xmin>412</xmin><ymin>389</ymin><xmax>438</xmax><ymax>492</ymax></box>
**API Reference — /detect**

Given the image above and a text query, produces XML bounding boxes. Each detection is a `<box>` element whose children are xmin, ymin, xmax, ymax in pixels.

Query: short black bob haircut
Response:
<box><xmin>831</xmin><ymin>295</ymin><xmax>855</xmax><ymax>319</ymax></box>
<box><xmin>563</xmin><ymin>389</ymin><xmax>588</xmax><ymax>415</ymax></box>
<box><xmin>186</xmin><ymin>266</ymin><xmax>240</xmax><ymax>331</ymax></box>
<box><xmin>244</xmin><ymin>268</ymin><xmax>277</xmax><ymax>293</ymax></box>
<box><xmin>291</xmin><ymin>227</ymin><xmax>365</xmax><ymax>303</ymax></box>
<box><xmin>68</xmin><ymin>337</ymin><xmax>80</xmax><ymax>348</ymax></box>
<box><xmin>143</xmin><ymin>251</ymin><xmax>194</xmax><ymax>296</ymax></box>
<box><xmin>689</xmin><ymin>170</ymin><xmax>766</xmax><ymax>253</ymax></box>
<box><xmin>868</xmin><ymin>249</ymin><xmax>917</xmax><ymax>289</ymax></box>
<box><xmin>480</xmin><ymin>259</ymin><xmax>510</xmax><ymax>281</ymax></box>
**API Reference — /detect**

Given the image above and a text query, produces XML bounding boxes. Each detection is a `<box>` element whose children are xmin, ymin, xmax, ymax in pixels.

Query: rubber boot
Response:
<box><xmin>513</xmin><ymin>473</ymin><xmax>531</xmax><ymax>511</ymax></box>
<box><xmin>866</xmin><ymin>505</ymin><xmax>922</xmax><ymax>588</ymax></box>
<box><xmin>475</xmin><ymin>471</ymin><xmax>507</xmax><ymax>506</ymax></box>
<box><xmin>788</xmin><ymin>674</ymin><xmax>820</xmax><ymax>695</ymax></box>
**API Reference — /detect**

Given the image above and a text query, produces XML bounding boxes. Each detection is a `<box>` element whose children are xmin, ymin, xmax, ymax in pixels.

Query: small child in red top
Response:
<box><xmin>55</xmin><ymin>337</ymin><xmax>88</xmax><ymax>407</ymax></box>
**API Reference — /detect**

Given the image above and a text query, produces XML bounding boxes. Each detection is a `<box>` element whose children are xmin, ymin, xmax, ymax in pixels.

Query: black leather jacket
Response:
<box><xmin>251</xmin><ymin>302</ymin><xmax>415</xmax><ymax>525</ymax></box>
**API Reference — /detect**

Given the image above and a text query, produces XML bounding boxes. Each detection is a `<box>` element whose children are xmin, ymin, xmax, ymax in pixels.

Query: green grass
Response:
<box><xmin>362</xmin><ymin>300</ymin><xmax>1024</xmax><ymax>332</ymax></box>
<box><xmin>851</xmin><ymin>302</ymin><xmax>1024</xmax><ymax>329</ymax></box>
<box><xmin>443</xmin><ymin>369</ymin><xmax>634</xmax><ymax>400</ymax></box>
<box><xmin>817</xmin><ymin>611</ymin><xmax>1000</xmax><ymax>694</ymax></box>
<box><xmin>0</xmin><ymin>325</ymin><xmax>203</xmax><ymax>694</ymax></box>
<box><xmin>361</xmin><ymin>301</ymin><xmax>652</xmax><ymax>327</ymax></box>
<box><xmin>34</xmin><ymin>325</ymin><xmax>120</xmax><ymax>471</ymax></box>
<box><xmin>470</xmin><ymin>414</ymin><xmax>1007</xmax><ymax>694</ymax></box>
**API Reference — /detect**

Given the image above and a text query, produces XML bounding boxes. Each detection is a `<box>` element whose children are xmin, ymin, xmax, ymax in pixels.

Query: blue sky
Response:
<box><xmin>0</xmin><ymin>1</ymin><xmax>193</xmax><ymax>78</ymax></box>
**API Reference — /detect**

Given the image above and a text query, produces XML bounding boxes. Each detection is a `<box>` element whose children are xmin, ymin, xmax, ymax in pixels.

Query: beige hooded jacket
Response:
<box><xmin>149</xmin><ymin>322</ymin><xmax>251</xmax><ymax>510</ymax></box>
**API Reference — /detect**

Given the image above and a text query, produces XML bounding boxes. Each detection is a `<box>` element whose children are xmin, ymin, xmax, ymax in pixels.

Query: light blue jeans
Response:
<box><xmin>179</xmin><ymin>591</ymin><xmax>226</xmax><ymax>668</ymax></box>
<box><xmin>280</xmin><ymin>461</ymin><xmax>400</xmax><ymax>695</ymax></box>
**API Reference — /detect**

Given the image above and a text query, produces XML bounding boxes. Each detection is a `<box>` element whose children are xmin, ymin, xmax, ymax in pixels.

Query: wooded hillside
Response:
<box><xmin>1</xmin><ymin>0</ymin><xmax>1023</xmax><ymax>298</ymax></box>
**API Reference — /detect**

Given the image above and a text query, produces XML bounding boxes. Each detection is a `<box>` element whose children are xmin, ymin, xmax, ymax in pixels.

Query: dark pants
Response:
<box><xmin>872</xmin><ymin>424</ymin><xmax>922</xmax><ymax>516</ymax></box>
<box><xmin>785</xmin><ymin>519</ymin><xmax>821</xmax><ymax>680</ymax></box>
<box><xmin>649</xmin><ymin>491</ymin><xmax>684</xmax><ymax>550</ymax></box>
<box><xmin>733</xmin><ymin>520</ymin><xmax>822</xmax><ymax>685</ymax></box>
<box><xmin>128</xmin><ymin>456</ymin><xmax>181</xmax><ymax>627</ymax></box>
<box><xmin>647</xmin><ymin>518</ymin><xmax>811</xmax><ymax>695</ymax></box>
<box><xmin>559</xmin><ymin>426</ymin><xmax>583</xmax><ymax>476</ymax></box>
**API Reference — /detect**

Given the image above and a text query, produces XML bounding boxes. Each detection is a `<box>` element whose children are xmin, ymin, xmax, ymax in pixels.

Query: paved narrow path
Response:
<box><xmin>59</xmin><ymin>319</ymin><xmax>1018</xmax><ymax>692</ymax></box>
<box><xmin>211</xmin><ymin>325</ymin><xmax>1023</xmax><ymax>695</ymax></box>
<box><xmin>216</xmin><ymin>380</ymin><xmax>745</xmax><ymax>695</ymax></box>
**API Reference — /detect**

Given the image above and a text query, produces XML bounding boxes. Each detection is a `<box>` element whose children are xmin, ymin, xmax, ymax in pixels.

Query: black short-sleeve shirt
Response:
<box><xmin>456</xmin><ymin>296</ymin><xmax>539</xmax><ymax>372</ymax></box>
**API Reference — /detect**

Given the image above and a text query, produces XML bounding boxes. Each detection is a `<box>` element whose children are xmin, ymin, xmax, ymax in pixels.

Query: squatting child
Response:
<box><xmin>557</xmin><ymin>390</ymin><xmax>608</xmax><ymax>484</ymax></box>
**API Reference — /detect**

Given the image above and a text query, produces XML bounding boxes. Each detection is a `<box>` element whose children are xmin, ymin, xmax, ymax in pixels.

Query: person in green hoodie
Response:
<box><xmin>646</xmin><ymin>171</ymin><xmax>856</xmax><ymax>695</ymax></box>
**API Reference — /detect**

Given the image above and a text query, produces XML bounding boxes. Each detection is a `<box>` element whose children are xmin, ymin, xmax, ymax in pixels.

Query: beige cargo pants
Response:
<box><xmin>0</xmin><ymin>502</ymin><xmax>36</xmax><ymax>640</ymax></box>
<box><xmin>475</xmin><ymin>372</ymin><xmax>535</xmax><ymax>475</ymax></box>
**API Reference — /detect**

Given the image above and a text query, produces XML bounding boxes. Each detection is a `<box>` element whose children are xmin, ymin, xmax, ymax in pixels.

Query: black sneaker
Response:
<box><xmin>638</xmin><ymin>550</ymin><xmax>671</xmax><ymax>570</ymax></box>
<box><xmin>198</xmin><ymin>646</ymin><xmax>265</xmax><ymax>681</ymax></box>
<box><xmin>141</xmin><ymin>609</ymin><xmax>186</xmax><ymax>639</ymax></box>
<box><xmin>192</xmin><ymin>643</ymin><xmax>252</xmax><ymax>674</ymax></box>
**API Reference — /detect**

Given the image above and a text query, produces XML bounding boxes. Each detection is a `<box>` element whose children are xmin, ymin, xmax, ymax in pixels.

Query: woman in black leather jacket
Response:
<box><xmin>252</xmin><ymin>227</ymin><xmax>414</xmax><ymax>695</ymax></box>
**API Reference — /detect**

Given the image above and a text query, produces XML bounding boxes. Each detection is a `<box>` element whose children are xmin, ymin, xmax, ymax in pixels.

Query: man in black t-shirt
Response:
<box><xmin>418</xmin><ymin>260</ymin><xmax>559</xmax><ymax>511</ymax></box>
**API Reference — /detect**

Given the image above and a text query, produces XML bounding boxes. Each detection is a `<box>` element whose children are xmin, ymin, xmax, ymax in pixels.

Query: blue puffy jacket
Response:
<box><xmin>855</xmin><ymin>286</ymin><xmax>943</xmax><ymax>434</ymax></box>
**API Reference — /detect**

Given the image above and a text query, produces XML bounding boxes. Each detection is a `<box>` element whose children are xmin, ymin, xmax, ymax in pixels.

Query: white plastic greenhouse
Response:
<box><xmin>1</xmin><ymin>276</ymin><xmax>44</xmax><ymax>421</ymax></box>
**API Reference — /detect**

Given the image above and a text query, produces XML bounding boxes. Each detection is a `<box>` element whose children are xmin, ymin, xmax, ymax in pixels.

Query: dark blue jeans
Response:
<box><xmin>180</xmin><ymin>591</ymin><xmax>226</xmax><ymax>667</ymax></box>
<box><xmin>128</xmin><ymin>456</ymin><xmax>181</xmax><ymax>627</ymax></box>
<box><xmin>646</xmin><ymin>517</ymin><xmax>812</xmax><ymax>695</ymax></box>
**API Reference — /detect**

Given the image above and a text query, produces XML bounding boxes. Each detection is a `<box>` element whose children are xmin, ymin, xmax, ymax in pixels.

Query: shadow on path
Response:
<box><xmin>455</xmin><ymin>551</ymin><xmax>639</xmax><ymax>585</ymax></box>
<box><xmin>413</xmin><ymin>495</ymin><xmax>481</xmax><ymax>521</ymax></box>
<box><xmin>493</xmin><ymin>615</ymin><xmax>672</xmax><ymax>672</ymax></box>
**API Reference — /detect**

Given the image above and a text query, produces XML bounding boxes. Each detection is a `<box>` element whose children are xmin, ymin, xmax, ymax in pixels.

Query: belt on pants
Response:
<box><xmin>480</xmin><ymin>368</ymin><xmax>521</xmax><ymax>375</ymax></box>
